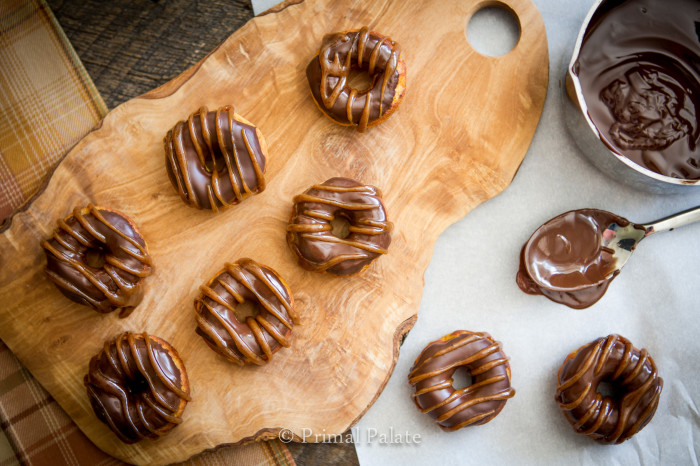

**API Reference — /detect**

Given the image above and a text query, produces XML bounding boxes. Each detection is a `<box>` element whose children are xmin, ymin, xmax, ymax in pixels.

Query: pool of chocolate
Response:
<box><xmin>516</xmin><ymin>209</ymin><xmax>630</xmax><ymax>309</ymax></box>
<box><xmin>573</xmin><ymin>0</ymin><xmax>700</xmax><ymax>179</ymax></box>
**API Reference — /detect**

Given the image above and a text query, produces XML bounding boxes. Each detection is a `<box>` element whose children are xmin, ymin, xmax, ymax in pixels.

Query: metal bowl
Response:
<box><xmin>563</xmin><ymin>0</ymin><xmax>700</xmax><ymax>194</ymax></box>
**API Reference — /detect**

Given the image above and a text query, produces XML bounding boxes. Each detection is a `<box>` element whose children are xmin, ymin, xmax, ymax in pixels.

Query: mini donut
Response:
<box><xmin>195</xmin><ymin>258</ymin><xmax>297</xmax><ymax>365</ymax></box>
<box><xmin>555</xmin><ymin>334</ymin><xmax>663</xmax><ymax>444</ymax></box>
<box><xmin>306</xmin><ymin>26</ymin><xmax>406</xmax><ymax>132</ymax></box>
<box><xmin>41</xmin><ymin>204</ymin><xmax>153</xmax><ymax>318</ymax></box>
<box><xmin>164</xmin><ymin>105</ymin><xmax>267</xmax><ymax>211</ymax></box>
<box><xmin>408</xmin><ymin>330</ymin><xmax>515</xmax><ymax>431</ymax></box>
<box><xmin>84</xmin><ymin>332</ymin><xmax>191</xmax><ymax>443</ymax></box>
<box><xmin>286</xmin><ymin>177</ymin><xmax>392</xmax><ymax>276</ymax></box>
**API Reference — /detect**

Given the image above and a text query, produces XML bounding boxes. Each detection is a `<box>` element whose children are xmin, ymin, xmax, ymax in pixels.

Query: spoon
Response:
<box><xmin>603</xmin><ymin>205</ymin><xmax>700</xmax><ymax>274</ymax></box>
<box><xmin>517</xmin><ymin>206</ymin><xmax>700</xmax><ymax>310</ymax></box>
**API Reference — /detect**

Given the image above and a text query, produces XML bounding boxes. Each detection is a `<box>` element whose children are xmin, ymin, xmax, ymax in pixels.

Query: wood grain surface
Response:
<box><xmin>0</xmin><ymin>0</ymin><xmax>548</xmax><ymax>464</ymax></box>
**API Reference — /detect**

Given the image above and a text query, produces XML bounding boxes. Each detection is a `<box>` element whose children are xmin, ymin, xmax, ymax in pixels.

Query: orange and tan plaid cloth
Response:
<box><xmin>0</xmin><ymin>1</ymin><xmax>295</xmax><ymax>465</ymax></box>
<box><xmin>0</xmin><ymin>0</ymin><xmax>107</xmax><ymax>223</ymax></box>
<box><xmin>0</xmin><ymin>340</ymin><xmax>295</xmax><ymax>466</ymax></box>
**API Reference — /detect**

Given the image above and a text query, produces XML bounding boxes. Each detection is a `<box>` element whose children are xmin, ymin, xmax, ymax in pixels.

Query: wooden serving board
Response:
<box><xmin>0</xmin><ymin>0</ymin><xmax>547</xmax><ymax>464</ymax></box>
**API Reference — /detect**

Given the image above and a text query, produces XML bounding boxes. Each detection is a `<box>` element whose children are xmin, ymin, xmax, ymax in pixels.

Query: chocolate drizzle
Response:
<box><xmin>306</xmin><ymin>26</ymin><xmax>405</xmax><ymax>132</ymax></box>
<box><xmin>41</xmin><ymin>205</ymin><xmax>152</xmax><ymax>317</ymax></box>
<box><xmin>555</xmin><ymin>334</ymin><xmax>663</xmax><ymax>444</ymax></box>
<box><xmin>408</xmin><ymin>331</ymin><xmax>515</xmax><ymax>431</ymax></box>
<box><xmin>516</xmin><ymin>209</ymin><xmax>633</xmax><ymax>309</ymax></box>
<box><xmin>84</xmin><ymin>332</ymin><xmax>191</xmax><ymax>444</ymax></box>
<box><xmin>287</xmin><ymin>177</ymin><xmax>392</xmax><ymax>276</ymax></box>
<box><xmin>164</xmin><ymin>106</ymin><xmax>267</xmax><ymax>211</ymax></box>
<box><xmin>574</xmin><ymin>0</ymin><xmax>700</xmax><ymax>179</ymax></box>
<box><xmin>195</xmin><ymin>258</ymin><xmax>297</xmax><ymax>365</ymax></box>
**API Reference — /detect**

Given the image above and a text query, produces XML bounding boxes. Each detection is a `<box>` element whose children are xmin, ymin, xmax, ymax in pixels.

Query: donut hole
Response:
<box><xmin>204</xmin><ymin>156</ymin><xmax>225</xmax><ymax>173</ymax></box>
<box><xmin>347</xmin><ymin>69</ymin><xmax>374</xmax><ymax>92</ymax></box>
<box><xmin>452</xmin><ymin>369</ymin><xmax>474</xmax><ymax>391</ymax></box>
<box><xmin>597</xmin><ymin>380</ymin><xmax>624</xmax><ymax>401</ymax></box>
<box><xmin>128</xmin><ymin>374</ymin><xmax>150</xmax><ymax>395</ymax></box>
<box><xmin>330</xmin><ymin>215</ymin><xmax>351</xmax><ymax>239</ymax></box>
<box><xmin>85</xmin><ymin>247</ymin><xmax>107</xmax><ymax>268</ymax></box>
<box><xmin>235</xmin><ymin>300</ymin><xmax>259</xmax><ymax>321</ymax></box>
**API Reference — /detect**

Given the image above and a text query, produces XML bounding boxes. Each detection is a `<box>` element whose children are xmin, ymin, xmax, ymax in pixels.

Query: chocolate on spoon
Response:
<box><xmin>516</xmin><ymin>206</ymin><xmax>700</xmax><ymax>309</ymax></box>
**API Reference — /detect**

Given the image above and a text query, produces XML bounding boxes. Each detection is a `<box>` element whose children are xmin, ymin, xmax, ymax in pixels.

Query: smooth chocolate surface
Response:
<box><xmin>306</xmin><ymin>26</ymin><xmax>403</xmax><ymax>132</ymax></box>
<box><xmin>164</xmin><ymin>105</ymin><xmax>266</xmax><ymax>211</ymax></box>
<box><xmin>516</xmin><ymin>209</ymin><xmax>632</xmax><ymax>309</ymax></box>
<box><xmin>574</xmin><ymin>0</ymin><xmax>700</xmax><ymax>179</ymax></box>
<box><xmin>84</xmin><ymin>332</ymin><xmax>191</xmax><ymax>444</ymax></box>
<box><xmin>41</xmin><ymin>205</ymin><xmax>152</xmax><ymax>317</ymax></box>
<box><xmin>555</xmin><ymin>334</ymin><xmax>663</xmax><ymax>444</ymax></box>
<box><xmin>287</xmin><ymin>177</ymin><xmax>392</xmax><ymax>276</ymax></box>
<box><xmin>408</xmin><ymin>331</ymin><xmax>515</xmax><ymax>431</ymax></box>
<box><xmin>195</xmin><ymin>258</ymin><xmax>297</xmax><ymax>365</ymax></box>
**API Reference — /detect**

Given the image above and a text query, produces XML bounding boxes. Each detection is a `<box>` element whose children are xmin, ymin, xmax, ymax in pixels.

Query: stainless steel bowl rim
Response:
<box><xmin>567</xmin><ymin>0</ymin><xmax>700</xmax><ymax>187</ymax></box>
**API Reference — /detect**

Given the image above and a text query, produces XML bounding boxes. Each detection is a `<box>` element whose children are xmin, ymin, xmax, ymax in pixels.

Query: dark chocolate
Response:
<box><xmin>164</xmin><ymin>105</ymin><xmax>266</xmax><ymax>211</ymax></box>
<box><xmin>574</xmin><ymin>0</ymin><xmax>700</xmax><ymax>179</ymax></box>
<box><xmin>516</xmin><ymin>209</ymin><xmax>631</xmax><ymax>309</ymax></box>
<box><xmin>555</xmin><ymin>334</ymin><xmax>663</xmax><ymax>444</ymax></box>
<box><xmin>41</xmin><ymin>205</ymin><xmax>152</xmax><ymax>317</ymax></box>
<box><xmin>408</xmin><ymin>331</ymin><xmax>515</xmax><ymax>431</ymax></box>
<box><xmin>84</xmin><ymin>332</ymin><xmax>191</xmax><ymax>444</ymax></box>
<box><xmin>195</xmin><ymin>258</ymin><xmax>297</xmax><ymax>365</ymax></box>
<box><xmin>287</xmin><ymin>177</ymin><xmax>392</xmax><ymax>276</ymax></box>
<box><xmin>306</xmin><ymin>26</ymin><xmax>404</xmax><ymax>132</ymax></box>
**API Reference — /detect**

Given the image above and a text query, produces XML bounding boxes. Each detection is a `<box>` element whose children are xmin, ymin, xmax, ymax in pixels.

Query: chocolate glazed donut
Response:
<box><xmin>306</xmin><ymin>26</ymin><xmax>407</xmax><ymax>132</ymax></box>
<box><xmin>41</xmin><ymin>205</ymin><xmax>153</xmax><ymax>318</ymax></box>
<box><xmin>408</xmin><ymin>331</ymin><xmax>515</xmax><ymax>431</ymax></box>
<box><xmin>555</xmin><ymin>334</ymin><xmax>663</xmax><ymax>444</ymax></box>
<box><xmin>164</xmin><ymin>105</ymin><xmax>267</xmax><ymax>211</ymax></box>
<box><xmin>287</xmin><ymin>177</ymin><xmax>392</xmax><ymax>276</ymax></box>
<box><xmin>84</xmin><ymin>332</ymin><xmax>191</xmax><ymax>444</ymax></box>
<box><xmin>195</xmin><ymin>258</ymin><xmax>297</xmax><ymax>365</ymax></box>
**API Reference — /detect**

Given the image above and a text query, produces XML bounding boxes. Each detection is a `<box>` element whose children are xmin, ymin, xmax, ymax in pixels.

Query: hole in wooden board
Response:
<box><xmin>452</xmin><ymin>368</ymin><xmax>474</xmax><ymax>391</ymax></box>
<box><xmin>466</xmin><ymin>3</ymin><xmax>521</xmax><ymax>57</ymax></box>
<box><xmin>236</xmin><ymin>300</ymin><xmax>259</xmax><ymax>321</ymax></box>
<box><xmin>331</xmin><ymin>216</ymin><xmax>351</xmax><ymax>239</ymax></box>
<box><xmin>347</xmin><ymin>69</ymin><xmax>373</xmax><ymax>92</ymax></box>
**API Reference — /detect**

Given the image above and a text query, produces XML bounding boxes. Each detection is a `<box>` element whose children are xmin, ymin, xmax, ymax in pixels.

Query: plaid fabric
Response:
<box><xmin>0</xmin><ymin>0</ymin><xmax>107</xmax><ymax>223</ymax></box>
<box><xmin>0</xmin><ymin>2</ymin><xmax>295</xmax><ymax>465</ymax></box>
<box><xmin>0</xmin><ymin>341</ymin><xmax>296</xmax><ymax>466</ymax></box>
<box><xmin>0</xmin><ymin>341</ymin><xmax>125</xmax><ymax>466</ymax></box>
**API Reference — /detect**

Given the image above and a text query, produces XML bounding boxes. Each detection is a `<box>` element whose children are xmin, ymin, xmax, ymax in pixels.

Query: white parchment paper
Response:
<box><xmin>250</xmin><ymin>0</ymin><xmax>700</xmax><ymax>463</ymax></box>
<box><xmin>351</xmin><ymin>1</ymin><xmax>700</xmax><ymax>464</ymax></box>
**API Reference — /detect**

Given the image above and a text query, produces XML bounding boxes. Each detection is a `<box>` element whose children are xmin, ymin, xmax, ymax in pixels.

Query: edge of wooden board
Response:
<box><xmin>0</xmin><ymin>0</ymin><xmax>548</xmax><ymax>461</ymax></box>
<box><xmin>0</xmin><ymin>0</ymin><xmax>306</xmax><ymax>235</ymax></box>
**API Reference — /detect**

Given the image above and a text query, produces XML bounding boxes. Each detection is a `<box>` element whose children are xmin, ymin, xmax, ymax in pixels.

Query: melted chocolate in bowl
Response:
<box><xmin>574</xmin><ymin>0</ymin><xmax>700</xmax><ymax>180</ymax></box>
<box><xmin>516</xmin><ymin>209</ymin><xmax>630</xmax><ymax>309</ymax></box>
